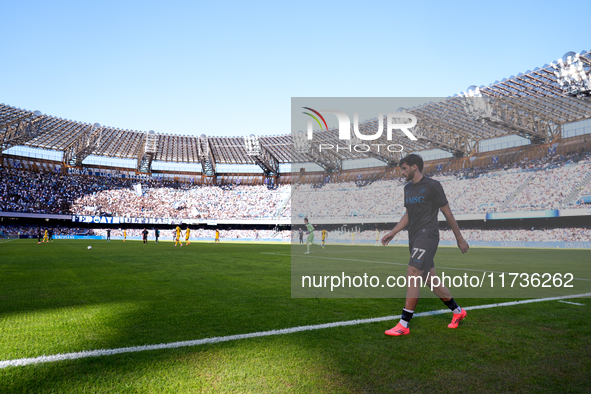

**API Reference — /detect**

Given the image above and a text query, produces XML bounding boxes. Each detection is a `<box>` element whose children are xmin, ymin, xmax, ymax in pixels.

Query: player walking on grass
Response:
<box><xmin>382</xmin><ymin>154</ymin><xmax>469</xmax><ymax>336</ymax></box>
<box><xmin>123</xmin><ymin>229</ymin><xmax>127</xmax><ymax>242</ymax></box>
<box><xmin>142</xmin><ymin>228</ymin><xmax>149</xmax><ymax>245</ymax></box>
<box><xmin>175</xmin><ymin>226</ymin><xmax>184</xmax><ymax>247</ymax></box>
<box><xmin>215</xmin><ymin>229</ymin><xmax>220</xmax><ymax>243</ymax></box>
<box><xmin>304</xmin><ymin>218</ymin><xmax>315</xmax><ymax>254</ymax></box>
<box><xmin>321</xmin><ymin>229</ymin><xmax>327</xmax><ymax>248</ymax></box>
<box><xmin>185</xmin><ymin>226</ymin><xmax>191</xmax><ymax>245</ymax></box>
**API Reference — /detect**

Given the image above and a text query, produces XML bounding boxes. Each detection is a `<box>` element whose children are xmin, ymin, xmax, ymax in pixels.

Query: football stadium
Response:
<box><xmin>2</xmin><ymin>49</ymin><xmax>591</xmax><ymax>392</ymax></box>
<box><xmin>2</xmin><ymin>2</ymin><xmax>591</xmax><ymax>391</ymax></box>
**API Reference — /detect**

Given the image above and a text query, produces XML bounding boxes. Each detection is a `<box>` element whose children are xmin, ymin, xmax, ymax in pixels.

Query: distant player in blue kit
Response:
<box><xmin>382</xmin><ymin>154</ymin><xmax>469</xmax><ymax>336</ymax></box>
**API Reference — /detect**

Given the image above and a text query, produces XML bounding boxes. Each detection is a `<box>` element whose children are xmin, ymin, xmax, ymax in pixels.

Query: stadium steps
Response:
<box><xmin>560</xmin><ymin>171</ymin><xmax>591</xmax><ymax>208</ymax></box>
<box><xmin>498</xmin><ymin>174</ymin><xmax>535</xmax><ymax>211</ymax></box>
<box><xmin>274</xmin><ymin>171</ymin><xmax>305</xmax><ymax>218</ymax></box>
<box><xmin>275</xmin><ymin>187</ymin><xmax>294</xmax><ymax>218</ymax></box>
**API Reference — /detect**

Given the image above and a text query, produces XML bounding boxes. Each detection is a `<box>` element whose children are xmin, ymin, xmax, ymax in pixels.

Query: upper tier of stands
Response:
<box><xmin>1</xmin><ymin>151</ymin><xmax>590</xmax><ymax>219</ymax></box>
<box><xmin>292</xmin><ymin>151</ymin><xmax>591</xmax><ymax>218</ymax></box>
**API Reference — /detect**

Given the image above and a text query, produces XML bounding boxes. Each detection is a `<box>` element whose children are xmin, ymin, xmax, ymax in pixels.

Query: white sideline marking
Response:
<box><xmin>265</xmin><ymin>252</ymin><xmax>591</xmax><ymax>282</ymax></box>
<box><xmin>1</xmin><ymin>292</ymin><xmax>590</xmax><ymax>369</ymax></box>
<box><xmin>558</xmin><ymin>300</ymin><xmax>585</xmax><ymax>306</ymax></box>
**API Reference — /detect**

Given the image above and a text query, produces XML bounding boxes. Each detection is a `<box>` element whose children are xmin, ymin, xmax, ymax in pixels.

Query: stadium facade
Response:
<box><xmin>1</xmin><ymin>50</ymin><xmax>591</xmax><ymax>246</ymax></box>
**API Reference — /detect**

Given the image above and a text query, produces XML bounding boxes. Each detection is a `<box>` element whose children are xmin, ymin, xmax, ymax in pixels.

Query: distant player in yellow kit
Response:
<box><xmin>215</xmin><ymin>229</ymin><xmax>220</xmax><ymax>243</ymax></box>
<box><xmin>123</xmin><ymin>229</ymin><xmax>127</xmax><ymax>242</ymax></box>
<box><xmin>175</xmin><ymin>226</ymin><xmax>184</xmax><ymax>247</ymax></box>
<box><xmin>43</xmin><ymin>229</ymin><xmax>48</xmax><ymax>243</ymax></box>
<box><xmin>321</xmin><ymin>229</ymin><xmax>327</xmax><ymax>248</ymax></box>
<box><xmin>185</xmin><ymin>227</ymin><xmax>191</xmax><ymax>245</ymax></box>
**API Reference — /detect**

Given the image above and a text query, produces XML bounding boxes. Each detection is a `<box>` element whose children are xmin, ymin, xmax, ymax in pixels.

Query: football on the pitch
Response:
<box><xmin>87</xmin><ymin>246</ymin><xmax>92</xmax><ymax>250</ymax></box>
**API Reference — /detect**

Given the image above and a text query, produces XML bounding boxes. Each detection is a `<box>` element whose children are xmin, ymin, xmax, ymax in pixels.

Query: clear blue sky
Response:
<box><xmin>1</xmin><ymin>0</ymin><xmax>589</xmax><ymax>138</ymax></box>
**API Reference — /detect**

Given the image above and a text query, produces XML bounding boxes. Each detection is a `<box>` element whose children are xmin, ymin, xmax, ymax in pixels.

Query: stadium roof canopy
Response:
<box><xmin>2</xmin><ymin>50</ymin><xmax>591</xmax><ymax>175</ymax></box>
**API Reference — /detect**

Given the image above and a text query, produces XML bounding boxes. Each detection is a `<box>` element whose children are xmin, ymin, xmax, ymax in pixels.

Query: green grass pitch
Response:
<box><xmin>0</xmin><ymin>239</ymin><xmax>590</xmax><ymax>393</ymax></box>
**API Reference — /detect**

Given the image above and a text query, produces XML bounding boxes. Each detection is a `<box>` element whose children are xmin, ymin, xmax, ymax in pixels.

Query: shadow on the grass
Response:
<box><xmin>1</xmin><ymin>241</ymin><xmax>591</xmax><ymax>392</ymax></box>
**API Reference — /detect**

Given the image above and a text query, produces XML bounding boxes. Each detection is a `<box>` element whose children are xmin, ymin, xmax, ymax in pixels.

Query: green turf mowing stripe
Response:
<box><xmin>1</xmin><ymin>292</ymin><xmax>589</xmax><ymax>369</ymax></box>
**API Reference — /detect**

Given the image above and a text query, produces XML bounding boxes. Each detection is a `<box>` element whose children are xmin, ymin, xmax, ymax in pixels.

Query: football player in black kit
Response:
<box><xmin>382</xmin><ymin>154</ymin><xmax>469</xmax><ymax>336</ymax></box>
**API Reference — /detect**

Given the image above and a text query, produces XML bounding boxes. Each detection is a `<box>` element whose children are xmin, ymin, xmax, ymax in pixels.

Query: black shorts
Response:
<box><xmin>408</xmin><ymin>237</ymin><xmax>439</xmax><ymax>273</ymax></box>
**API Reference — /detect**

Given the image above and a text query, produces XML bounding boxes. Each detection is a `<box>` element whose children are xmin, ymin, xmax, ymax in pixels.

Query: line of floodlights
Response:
<box><xmin>461</xmin><ymin>50</ymin><xmax>591</xmax><ymax>100</ymax></box>
<box><xmin>6</xmin><ymin>50</ymin><xmax>590</xmax><ymax>158</ymax></box>
<box><xmin>459</xmin><ymin>50</ymin><xmax>591</xmax><ymax>123</ymax></box>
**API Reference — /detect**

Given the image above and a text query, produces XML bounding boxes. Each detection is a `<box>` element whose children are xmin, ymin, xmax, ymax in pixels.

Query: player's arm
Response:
<box><xmin>381</xmin><ymin>212</ymin><xmax>409</xmax><ymax>245</ymax></box>
<box><xmin>439</xmin><ymin>203</ymin><xmax>469</xmax><ymax>254</ymax></box>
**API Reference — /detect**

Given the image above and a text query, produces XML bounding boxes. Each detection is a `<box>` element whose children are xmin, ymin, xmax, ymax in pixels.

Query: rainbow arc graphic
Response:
<box><xmin>302</xmin><ymin>107</ymin><xmax>328</xmax><ymax>131</ymax></box>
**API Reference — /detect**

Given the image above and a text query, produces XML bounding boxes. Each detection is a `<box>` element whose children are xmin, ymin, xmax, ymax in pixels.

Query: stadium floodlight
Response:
<box><xmin>551</xmin><ymin>51</ymin><xmax>591</xmax><ymax>98</ymax></box>
<box><xmin>459</xmin><ymin>85</ymin><xmax>497</xmax><ymax>123</ymax></box>
<box><xmin>292</xmin><ymin>130</ymin><xmax>311</xmax><ymax>154</ymax></box>
<box><xmin>243</xmin><ymin>134</ymin><xmax>261</xmax><ymax>156</ymax></box>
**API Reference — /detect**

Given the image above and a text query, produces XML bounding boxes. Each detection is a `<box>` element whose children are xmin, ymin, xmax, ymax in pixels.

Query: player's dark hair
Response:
<box><xmin>399</xmin><ymin>154</ymin><xmax>424</xmax><ymax>172</ymax></box>
<box><xmin>304</xmin><ymin>218</ymin><xmax>308</xmax><ymax>222</ymax></box>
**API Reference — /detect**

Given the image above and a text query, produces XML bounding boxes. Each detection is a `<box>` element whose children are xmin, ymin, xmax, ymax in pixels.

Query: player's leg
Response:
<box><xmin>426</xmin><ymin>267</ymin><xmax>466</xmax><ymax>328</ymax></box>
<box><xmin>387</xmin><ymin>239</ymin><xmax>438</xmax><ymax>337</ymax></box>
<box><xmin>385</xmin><ymin>264</ymin><xmax>422</xmax><ymax>336</ymax></box>
<box><xmin>305</xmin><ymin>234</ymin><xmax>313</xmax><ymax>254</ymax></box>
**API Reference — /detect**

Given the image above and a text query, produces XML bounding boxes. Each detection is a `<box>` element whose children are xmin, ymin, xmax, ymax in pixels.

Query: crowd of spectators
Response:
<box><xmin>1</xmin><ymin>224</ymin><xmax>588</xmax><ymax>243</ymax></box>
<box><xmin>0</xmin><ymin>225</ymin><xmax>94</xmax><ymax>236</ymax></box>
<box><xmin>91</xmin><ymin>228</ymin><xmax>290</xmax><ymax>240</ymax></box>
<box><xmin>304</xmin><ymin>226</ymin><xmax>591</xmax><ymax>243</ymax></box>
<box><xmin>0</xmin><ymin>225</ymin><xmax>291</xmax><ymax>240</ymax></box>
<box><xmin>72</xmin><ymin>184</ymin><xmax>291</xmax><ymax>220</ymax></box>
<box><xmin>0</xmin><ymin>166</ymin><xmax>290</xmax><ymax>219</ymax></box>
<box><xmin>293</xmin><ymin>151</ymin><xmax>591</xmax><ymax>218</ymax></box>
<box><xmin>2</xmin><ymin>151</ymin><xmax>591</xmax><ymax>221</ymax></box>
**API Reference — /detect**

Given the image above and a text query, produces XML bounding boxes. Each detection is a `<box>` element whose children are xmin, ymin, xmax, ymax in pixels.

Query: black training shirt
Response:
<box><xmin>403</xmin><ymin>176</ymin><xmax>448</xmax><ymax>241</ymax></box>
